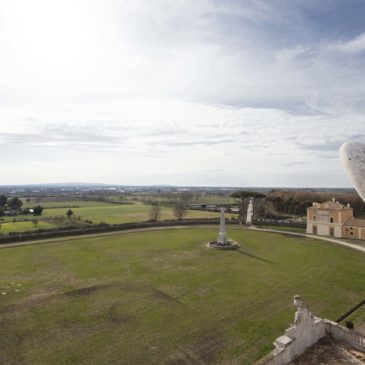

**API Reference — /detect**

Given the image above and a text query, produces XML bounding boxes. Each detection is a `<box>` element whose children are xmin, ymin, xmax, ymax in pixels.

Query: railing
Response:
<box><xmin>327</xmin><ymin>321</ymin><xmax>365</xmax><ymax>352</ymax></box>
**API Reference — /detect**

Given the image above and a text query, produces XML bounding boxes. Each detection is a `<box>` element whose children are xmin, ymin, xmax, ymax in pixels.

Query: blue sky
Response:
<box><xmin>0</xmin><ymin>0</ymin><xmax>364</xmax><ymax>186</ymax></box>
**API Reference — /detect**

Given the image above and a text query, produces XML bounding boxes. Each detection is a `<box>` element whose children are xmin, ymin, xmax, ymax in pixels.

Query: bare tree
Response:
<box><xmin>172</xmin><ymin>200</ymin><xmax>188</xmax><ymax>220</ymax></box>
<box><xmin>150</xmin><ymin>203</ymin><xmax>162</xmax><ymax>222</ymax></box>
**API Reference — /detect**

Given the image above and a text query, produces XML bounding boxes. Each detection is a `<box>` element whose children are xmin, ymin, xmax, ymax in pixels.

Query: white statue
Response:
<box><xmin>293</xmin><ymin>295</ymin><xmax>314</xmax><ymax>327</ymax></box>
<box><xmin>246</xmin><ymin>197</ymin><xmax>254</xmax><ymax>226</ymax></box>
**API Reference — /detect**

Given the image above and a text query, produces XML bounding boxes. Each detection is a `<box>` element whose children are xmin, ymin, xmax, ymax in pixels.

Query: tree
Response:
<box><xmin>32</xmin><ymin>219</ymin><xmax>39</xmax><ymax>228</ymax></box>
<box><xmin>231</xmin><ymin>190</ymin><xmax>266</xmax><ymax>224</ymax></box>
<box><xmin>8</xmin><ymin>197</ymin><xmax>23</xmax><ymax>210</ymax></box>
<box><xmin>33</xmin><ymin>205</ymin><xmax>44</xmax><ymax>216</ymax></box>
<box><xmin>149</xmin><ymin>203</ymin><xmax>162</xmax><ymax>222</ymax></box>
<box><xmin>66</xmin><ymin>209</ymin><xmax>74</xmax><ymax>219</ymax></box>
<box><xmin>172</xmin><ymin>200</ymin><xmax>188</xmax><ymax>220</ymax></box>
<box><xmin>0</xmin><ymin>195</ymin><xmax>7</xmax><ymax>207</ymax></box>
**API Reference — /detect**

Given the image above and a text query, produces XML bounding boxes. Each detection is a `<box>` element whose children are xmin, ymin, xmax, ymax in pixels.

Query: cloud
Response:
<box><xmin>0</xmin><ymin>0</ymin><xmax>364</xmax><ymax>186</ymax></box>
<box><xmin>328</xmin><ymin>32</ymin><xmax>365</xmax><ymax>53</ymax></box>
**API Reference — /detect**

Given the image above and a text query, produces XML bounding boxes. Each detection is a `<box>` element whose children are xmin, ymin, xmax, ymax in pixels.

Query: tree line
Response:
<box><xmin>0</xmin><ymin>195</ymin><xmax>43</xmax><ymax>216</ymax></box>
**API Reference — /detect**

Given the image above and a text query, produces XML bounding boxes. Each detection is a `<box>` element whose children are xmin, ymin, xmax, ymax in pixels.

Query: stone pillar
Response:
<box><xmin>217</xmin><ymin>208</ymin><xmax>228</xmax><ymax>245</ymax></box>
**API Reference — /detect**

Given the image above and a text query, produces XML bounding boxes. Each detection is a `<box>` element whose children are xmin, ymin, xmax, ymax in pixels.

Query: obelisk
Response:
<box><xmin>246</xmin><ymin>197</ymin><xmax>254</xmax><ymax>226</ymax></box>
<box><xmin>217</xmin><ymin>207</ymin><xmax>228</xmax><ymax>245</ymax></box>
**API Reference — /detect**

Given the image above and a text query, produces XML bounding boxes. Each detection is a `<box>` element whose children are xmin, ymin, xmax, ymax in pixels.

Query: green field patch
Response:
<box><xmin>1</xmin><ymin>227</ymin><xmax>364</xmax><ymax>364</ymax></box>
<box><xmin>1</xmin><ymin>201</ymin><xmax>235</xmax><ymax>235</ymax></box>
<box><xmin>0</xmin><ymin>221</ymin><xmax>56</xmax><ymax>234</ymax></box>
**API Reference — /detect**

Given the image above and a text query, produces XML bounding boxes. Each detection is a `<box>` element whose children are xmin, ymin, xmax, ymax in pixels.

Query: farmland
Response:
<box><xmin>1</xmin><ymin>227</ymin><xmax>365</xmax><ymax>364</ymax></box>
<box><xmin>0</xmin><ymin>200</ymin><xmax>235</xmax><ymax>235</ymax></box>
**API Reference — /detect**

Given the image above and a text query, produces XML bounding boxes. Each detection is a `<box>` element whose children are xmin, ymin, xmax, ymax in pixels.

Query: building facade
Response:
<box><xmin>306</xmin><ymin>198</ymin><xmax>365</xmax><ymax>240</ymax></box>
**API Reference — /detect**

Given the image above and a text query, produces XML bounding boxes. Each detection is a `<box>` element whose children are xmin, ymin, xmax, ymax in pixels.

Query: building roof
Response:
<box><xmin>289</xmin><ymin>336</ymin><xmax>365</xmax><ymax>364</ymax></box>
<box><xmin>344</xmin><ymin>217</ymin><xmax>365</xmax><ymax>228</ymax></box>
<box><xmin>309</xmin><ymin>200</ymin><xmax>352</xmax><ymax>211</ymax></box>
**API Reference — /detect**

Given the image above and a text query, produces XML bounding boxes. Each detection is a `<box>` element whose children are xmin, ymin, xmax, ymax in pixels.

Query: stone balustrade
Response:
<box><xmin>256</xmin><ymin>296</ymin><xmax>365</xmax><ymax>365</ymax></box>
<box><xmin>326</xmin><ymin>320</ymin><xmax>365</xmax><ymax>353</ymax></box>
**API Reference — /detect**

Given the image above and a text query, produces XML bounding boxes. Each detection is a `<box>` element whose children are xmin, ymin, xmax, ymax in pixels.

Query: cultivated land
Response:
<box><xmin>0</xmin><ymin>201</ymin><xmax>234</xmax><ymax>235</ymax></box>
<box><xmin>1</xmin><ymin>227</ymin><xmax>365</xmax><ymax>364</ymax></box>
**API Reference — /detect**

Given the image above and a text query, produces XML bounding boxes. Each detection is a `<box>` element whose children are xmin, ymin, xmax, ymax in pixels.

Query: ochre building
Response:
<box><xmin>306</xmin><ymin>198</ymin><xmax>365</xmax><ymax>240</ymax></box>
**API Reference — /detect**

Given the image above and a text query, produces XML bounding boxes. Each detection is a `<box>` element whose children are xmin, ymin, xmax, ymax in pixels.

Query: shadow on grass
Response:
<box><xmin>236</xmin><ymin>249</ymin><xmax>275</xmax><ymax>264</ymax></box>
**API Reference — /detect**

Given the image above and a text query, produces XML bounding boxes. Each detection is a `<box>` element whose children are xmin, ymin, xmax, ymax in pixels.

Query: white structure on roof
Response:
<box><xmin>340</xmin><ymin>141</ymin><xmax>365</xmax><ymax>203</ymax></box>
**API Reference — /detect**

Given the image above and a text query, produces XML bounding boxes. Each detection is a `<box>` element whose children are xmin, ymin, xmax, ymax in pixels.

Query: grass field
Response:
<box><xmin>261</xmin><ymin>225</ymin><xmax>306</xmax><ymax>233</ymax></box>
<box><xmin>1</xmin><ymin>227</ymin><xmax>365</xmax><ymax>364</ymax></box>
<box><xmin>0</xmin><ymin>201</ymin><xmax>235</xmax><ymax>235</ymax></box>
<box><xmin>342</xmin><ymin>305</ymin><xmax>365</xmax><ymax>333</ymax></box>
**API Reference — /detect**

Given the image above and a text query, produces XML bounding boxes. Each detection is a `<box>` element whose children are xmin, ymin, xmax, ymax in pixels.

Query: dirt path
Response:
<box><xmin>251</xmin><ymin>227</ymin><xmax>365</xmax><ymax>254</ymax></box>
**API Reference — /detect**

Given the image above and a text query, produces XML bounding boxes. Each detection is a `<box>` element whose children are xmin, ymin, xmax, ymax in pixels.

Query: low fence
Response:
<box><xmin>0</xmin><ymin>218</ymin><xmax>224</xmax><ymax>245</ymax></box>
<box><xmin>335</xmin><ymin>299</ymin><xmax>365</xmax><ymax>323</ymax></box>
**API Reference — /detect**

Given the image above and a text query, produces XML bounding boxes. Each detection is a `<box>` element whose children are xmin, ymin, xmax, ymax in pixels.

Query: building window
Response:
<box><xmin>313</xmin><ymin>216</ymin><xmax>316</xmax><ymax>221</ymax></box>
<box><xmin>330</xmin><ymin>227</ymin><xmax>334</xmax><ymax>236</ymax></box>
<box><xmin>330</xmin><ymin>217</ymin><xmax>334</xmax><ymax>223</ymax></box>
<box><xmin>350</xmin><ymin>231</ymin><xmax>354</xmax><ymax>236</ymax></box>
<box><xmin>313</xmin><ymin>225</ymin><xmax>317</xmax><ymax>235</ymax></box>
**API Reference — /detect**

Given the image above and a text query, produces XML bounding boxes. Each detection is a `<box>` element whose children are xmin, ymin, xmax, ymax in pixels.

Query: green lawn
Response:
<box><xmin>0</xmin><ymin>201</ymin><xmax>235</xmax><ymax>235</ymax></box>
<box><xmin>24</xmin><ymin>200</ymin><xmax>111</xmax><ymax>209</ymax></box>
<box><xmin>1</xmin><ymin>227</ymin><xmax>365</xmax><ymax>364</ymax></box>
<box><xmin>341</xmin><ymin>304</ymin><xmax>365</xmax><ymax>333</ymax></box>
<box><xmin>0</xmin><ymin>221</ymin><xmax>56</xmax><ymax>235</ymax></box>
<box><xmin>40</xmin><ymin>203</ymin><xmax>231</xmax><ymax>224</ymax></box>
<box><xmin>262</xmin><ymin>225</ymin><xmax>306</xmax><ymax>233</ymax></box>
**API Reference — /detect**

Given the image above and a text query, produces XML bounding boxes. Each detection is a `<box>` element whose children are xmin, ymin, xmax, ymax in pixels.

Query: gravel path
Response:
<box><xmin>251</xmin><ymin>226</ymin><xmax>365</xmax><ymax>254</ymax></box>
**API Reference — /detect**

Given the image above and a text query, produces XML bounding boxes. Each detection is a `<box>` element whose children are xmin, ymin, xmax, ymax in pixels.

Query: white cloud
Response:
<box><xmin>0</xmin><ymin>98</ymin><xmax>363</xmax><ymax>186</ymax></box>
<box><xmin>0</xmin><ymin>0</ymin><xmax>364</xmax><ymax>186</ymax></box>
<box><xmin>328</xmin><ymin>32</ymin><xmax>365</xmax><ymax>54</ymax></box>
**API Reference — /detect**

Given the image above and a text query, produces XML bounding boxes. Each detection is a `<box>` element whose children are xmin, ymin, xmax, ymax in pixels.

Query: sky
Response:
<box><xmin>0</xmin><ymin>0</ymin><xmax>365</xmax><ymax>187</ymax></box>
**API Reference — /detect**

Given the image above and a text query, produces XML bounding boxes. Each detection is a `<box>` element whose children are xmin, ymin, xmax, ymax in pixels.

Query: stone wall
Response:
<box><xmin>257</xmin><ymin>296</ymin><xmax>365</xmax><ymax>365</ymax></box>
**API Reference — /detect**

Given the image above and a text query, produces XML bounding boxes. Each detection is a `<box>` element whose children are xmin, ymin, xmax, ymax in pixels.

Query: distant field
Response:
<box><xmin>123</xmin><ymin>194</ymin><xmax>237</xmax><ymax>205</ymax></box>
<box><xmin>1</xmin><ymin>227</ymin><xmax>365</xmax><ymax>364</ymax></box>
<box><xmin>0</xmin><ymin>201</ymin><xmax>236</xmax><ymax>235</ymax></box>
